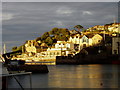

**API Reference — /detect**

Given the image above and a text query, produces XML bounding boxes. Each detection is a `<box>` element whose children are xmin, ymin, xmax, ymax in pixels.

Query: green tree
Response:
<box><xmin>41</xmin><ymin>32</ymin><xmax>49</xmax><ymax>40</ymax></box>
<box><xmin>45</xmin><ymin>37</ymin><xmax>53</xmax><ymax>46</ymax></box>
<box><xmin>49</xmin><ymin>27</ymin><xmax>59</xmax><ymax>35</ymax></box>
<box><xmin>12</xmin><ymin>45</ymin><xmax>25</xmax><ymax>52</ymax></box>
<box><xmin>74</xmin><ymin>25</ymin><xmax>84</xmax><ymax>31</ymax></box>
<box><xmin>61</xmin><ymin>28</ymin><xmax>70</xmax><ymax>35</ymax></box>
<box><xmin>49</xmin><ymin>28</ymin><xmax>70</xmax><ymax>41</ymax></box>
<box><xmin>12</xmin><ymin>46</ymin><xmax>17</xmax><ymax>51</ymax></box>
<box><xmin>36</xmin><ymin>37</ymin><xmax>41</xmax><ymax>41</ymax></box>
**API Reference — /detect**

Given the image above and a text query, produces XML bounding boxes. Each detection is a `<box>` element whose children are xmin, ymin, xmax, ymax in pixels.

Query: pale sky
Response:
<box><xmin>2</xmin><ymin>2</ymin><xmax>119</xmax><ymax>52</ymax></box>
<box><xmin>1</xmin><ymin>0</ymin><xmax>120</xmax><ymax>2</ymax></box>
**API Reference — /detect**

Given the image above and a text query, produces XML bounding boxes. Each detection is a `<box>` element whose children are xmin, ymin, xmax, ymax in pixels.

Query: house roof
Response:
<box><xmin>40</xmin><ymin>43</ymin><xmax>48</xmax><ymax>47</ymax></box>
<box><xmin>85</xmin><ymin>34</ymin><xmax>95</xmax><ymax>38</ymax></box>
<box><xmin>56</xmin><ymin>41</ymin><xmax>73</xmax><ymax>44</ymax></box>
<box><xmin>70</xmin><ymin>33</ymin><xmax>82</xmax><ymax>38</ymax></box>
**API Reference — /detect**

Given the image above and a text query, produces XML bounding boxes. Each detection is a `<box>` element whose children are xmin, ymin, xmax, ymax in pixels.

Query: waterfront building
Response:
<box><xmin>90</xmin><ymin>34</ymin><xmax>103</xmax><ymax>46</ymax></box>
<box><xmin>40</xmin><ymin>41</ymin><xmax>75</xmax><ymax>57</ymax></box>
<box><xmin>112</xmin><ymin>35</ymin><xmax>120</xmax><ymax>54</ymax></box>
<box><xmin>68</xmin><ymin>33</ymin><xmax>82</xmax><ymax>44</ymax></box>
<box><xmin>80</xmin><ymin>34</ymin><xmax>103</xmax><ymax>49</ymax></box>
<box><xmin>68</xmin><ymin>33</ymin><xmax>103</xmax><ymax>50</ymax></box>
<box><xmin>25</xmin><ymin>40</ymin><xmax>41</xmax><ymax>54</ymax></box>
<box><xmin>25</xmin><ymin>40</ymin><xmax>48</xmax><ymax>55</ymax></box>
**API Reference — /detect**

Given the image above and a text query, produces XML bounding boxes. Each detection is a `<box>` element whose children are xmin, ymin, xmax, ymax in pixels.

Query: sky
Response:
<box><xmin>2</xmin><ymin>2</ymin><xmax>119</xmax><ymax>52</ymax></box>
<box><xmin>2</xmin><ymin>0</ymin><xmax>120</xmax><ymax>2</ymax></box>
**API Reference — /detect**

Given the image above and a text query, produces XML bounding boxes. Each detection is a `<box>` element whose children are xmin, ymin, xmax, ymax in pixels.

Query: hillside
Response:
<box><xmin>11</xmin><ymin>23</ymin><xmax>120</xmax><ymax>53</ymax></box>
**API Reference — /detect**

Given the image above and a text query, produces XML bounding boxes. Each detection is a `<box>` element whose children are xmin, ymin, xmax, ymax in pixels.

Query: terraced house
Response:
<box><xmin>68</xmin><ymin>33</ymin><xmax>103</xmax><ymax>51</ymax></box>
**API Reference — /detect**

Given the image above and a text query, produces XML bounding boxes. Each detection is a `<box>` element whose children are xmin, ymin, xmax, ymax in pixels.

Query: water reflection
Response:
<box><xmin>48</xmin><ymin>65</ymin><xmax>119</xmax><ymax>88</ymax></box>
<box><xmin>7</xmin><ymin>65</ymin><xmax>120</xmax><ymax>88</ymax></box>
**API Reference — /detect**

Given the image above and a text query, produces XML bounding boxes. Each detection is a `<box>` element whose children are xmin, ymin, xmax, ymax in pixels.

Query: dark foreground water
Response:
<box><xmin>7</xmin><ymin>64</ymin><xmax>120</xmax><ymax>88</ymax></box>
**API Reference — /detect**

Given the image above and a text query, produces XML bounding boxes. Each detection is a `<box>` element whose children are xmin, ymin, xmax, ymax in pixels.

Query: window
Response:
<box><xmin>83</xmin><ymin>44</ymin><xmax>86</xmax><ymax>48</ymax></box>
<box><xmin>114</xmin><ymin>50</ymin><xmax>117</xmax><ymax>54</ymax></box>
<box><xmin>98</xmin><ymin>40</ymin><xmax>101</xmax><ymax>42</ymax></box>
<box><xmin>57</xmin><ymin>52</ymin><xmax>59</xmax><ymax>55</ymax></box>
<box><xmin>83</xmin><ymin>38</ymin><xmax>86</xmax><ymax>42</ymax></box>
<box><xmin>82</xmin><ymin>36</ymin><xmax>87</xmax><ymax>43</ymax></box>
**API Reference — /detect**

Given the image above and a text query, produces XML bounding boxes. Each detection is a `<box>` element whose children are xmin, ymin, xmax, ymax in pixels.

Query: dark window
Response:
<box><xmin>114</xmin><ymin>50</ymin><xmax>117</xmax><ymax>54</ymax></box>
<box><xmin>98</xmin><ymin>40</ymin><xmax>101</xmax><ymax>42</ymax></box>
<box><xmin>83</xmin><ymin>38</ymin><xmax>86</xmax><ymax>42</ymax></box>
<box><xmin>83</xmin><ymin>44</ymin><xmax>86</xmax><ymax>48</ymax></box>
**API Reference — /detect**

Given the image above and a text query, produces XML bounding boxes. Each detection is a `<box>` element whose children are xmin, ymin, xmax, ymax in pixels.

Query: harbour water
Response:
<box><xmin>7</xmin><ymin>64</ymin><xmax>120</xmax><ymax>88</ymax></box>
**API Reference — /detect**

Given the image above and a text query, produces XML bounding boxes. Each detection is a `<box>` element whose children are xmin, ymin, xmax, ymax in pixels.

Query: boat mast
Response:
<box><xmin>3</xmin><ymin>43</ymin><xmax>6</xmax><ymax>54</ymax></box>
<box><xmin>113</xmin><ymin>17</ymin><xmax>116</xmax><ymax>24</ymax></box>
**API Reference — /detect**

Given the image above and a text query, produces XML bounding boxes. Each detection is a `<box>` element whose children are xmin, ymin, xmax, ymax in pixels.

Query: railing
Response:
<box><xmin>1</xmin><ymin>72</ymin><xmax>32</xmax><ymax>90</ymax></box>
<box><xmin>0</xmin><ymin>56</ymin><xmax>32</xmax><ymax>90</ymax></box>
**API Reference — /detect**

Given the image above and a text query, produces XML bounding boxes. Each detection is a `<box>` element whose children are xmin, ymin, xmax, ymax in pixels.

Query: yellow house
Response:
<box><xmin>25</xmin><ymin>40</ymin><xmax>41</xmax><ymax>53</ymax></box>
<box><xmin>91</xmin><ymin>34</ymin><xmax>103</xmax><ymax>45</ymax></box>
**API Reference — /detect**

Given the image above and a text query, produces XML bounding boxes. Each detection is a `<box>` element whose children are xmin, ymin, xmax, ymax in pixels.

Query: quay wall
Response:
<box><xmin>56</xmin><ymin>54</ymin><xmax>119</xmax><ymax>65</ymax></box>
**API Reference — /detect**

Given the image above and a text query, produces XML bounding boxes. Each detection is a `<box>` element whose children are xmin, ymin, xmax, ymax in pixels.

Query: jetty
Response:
<box><xmin>56</xmin><ymin>53</ymin><xmax>120</xmax><ymax>65</ymax></box>
<box><xmin>1</xmin><ymin>52</ymin><xmax>49</xmax><ymax>73</ymax></box>
<box><xmin>1</xmin><ymin>66</ymin><xmax>32</xmax><ymax>89</ymax></box>
<box><xmin>7</xmin><ymin>64</ymin><xmax>49</xmax><ymax>73</ymax></box>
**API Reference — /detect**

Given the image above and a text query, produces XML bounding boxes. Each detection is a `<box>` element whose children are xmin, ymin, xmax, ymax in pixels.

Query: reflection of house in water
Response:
<box><xmin>112</xmin><ymin>35</ymin><xmax>120</xmax><ymax>54</ymax></box>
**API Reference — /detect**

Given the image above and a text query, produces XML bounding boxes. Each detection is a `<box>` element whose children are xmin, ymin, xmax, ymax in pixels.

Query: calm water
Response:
<box><xmin>7</xmin><ymin>64</ymin><xmax>120</xmax><ymax>88</ymax></box>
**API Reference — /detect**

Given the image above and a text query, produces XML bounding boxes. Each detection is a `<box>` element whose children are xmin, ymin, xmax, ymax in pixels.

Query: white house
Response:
<box><xmin>40</xmin><ymin>41</ymin><xmax>75</xmax><ymax>58</ymax></box>
<box><xmin>68</xmin><ymin>33</ymin><xmax>103</xmax><ymax>50</ymax></box>
<box><xmin>69</xmin><ymin>33</ymin><xmax>82</xmax><ymax>44</ymax></box>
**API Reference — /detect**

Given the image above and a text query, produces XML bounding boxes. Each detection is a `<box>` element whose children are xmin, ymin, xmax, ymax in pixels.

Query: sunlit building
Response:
<box><xmin>40</xmin><ymin>41</ymin><xmax>74</xmax><ymax>57</ymax></box>
<box><xmin>68</xmin><ymin>34</ymin><xmax>103</xmax><ymax>50</ymax></box>
<box><xmin>25</xmin><ymin>40</ymin><xmax>48</xmax><ymax>54</ymax></box>
<box><xmin>112</xmin><ymin>35</ymin><xmax>120</xmax><ymax>54</ymax></box>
